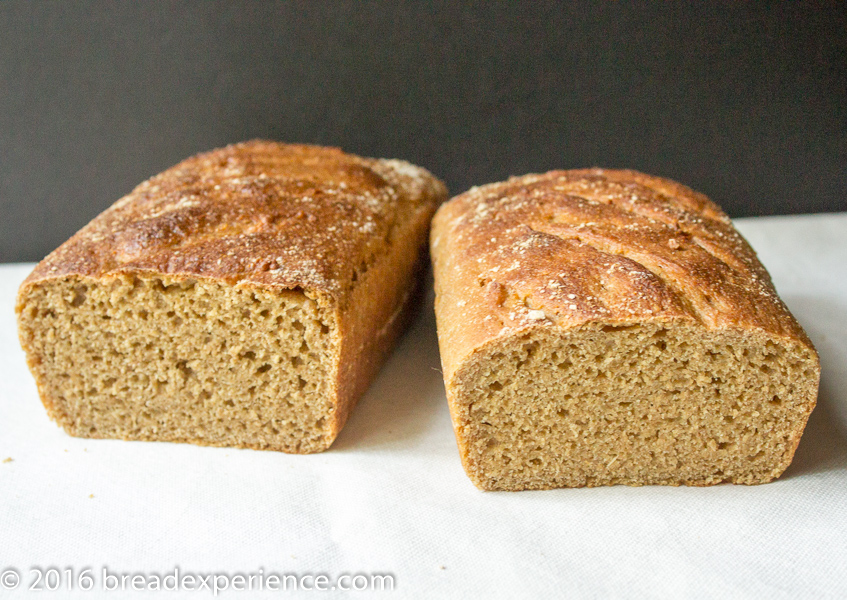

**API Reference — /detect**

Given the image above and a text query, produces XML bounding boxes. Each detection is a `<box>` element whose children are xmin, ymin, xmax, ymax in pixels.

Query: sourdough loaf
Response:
<box><xmin>430</xmin><ymin>169</ymin><xmax>819</xmax><ymax>490</ymax></box>
<box><xmin>17</xmin><ymin>141</ymin><xmax>447</xmax><ymax>453</ymax></box>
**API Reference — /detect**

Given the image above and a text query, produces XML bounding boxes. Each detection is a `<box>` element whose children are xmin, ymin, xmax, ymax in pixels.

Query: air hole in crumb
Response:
<box><xmin>320</xmin><ymin>323</ymin><xmax>330</xmax><ymax>335</ymax></box>
<box><xmin>260</xmin><ymin>309</ymin><xmax>270</xmax><ymax>318</ymax></box>
<box><xmin>655</xmin><ymin>340</ymin><xmax>667</xmax><ymax>351</ymax></box>
<box><xmin>70</xmin><ymin>285</ymin><xmax>88</xmax><ymax>307</ymax></box>
<box><xmin>257</xmin><ymin>363</ymin><xmax>271</xmax><ymax>374</ymax></box>
<box><xmin>176</xmin><ymin>361</ymin><xmax>194</xmax><ymax>378</ymax></box>
<box><xmin>315</xmin><ymin>417</ymin><xmax>326</xmax><ymax>429</ymax></box>
<box><xmin>530</xmin><ymin>458</ymin><xmax>542</xmax><ymax>466</ymax></box>
<box><xmin>523</xmin><ymin>341</ymin><xmax>539</xmax><ymax>357</ymax></box>
<box><xmin>297</xmin><ymin>376</ymin><xmax>307</xmax><ymax>390</ymax></box>
<box><xmin>556</xmin><ymin>408</ymin><xmax>569</xmax><ymax>418</ymax></box>
<box><xmin>242</xmin><ymin>351</ymin><xmax>256</xmax><ymax>361</ymax></box>
<box><xmin>224</xmin><ymin>399</ymin><xmax>235</xmax><ymax>407</ymax></box>
<box><xmin>292</xmin><ymin>320</ymin><xmax>305</xmax><ymax>332</ymax></box>
<box><xmin>488</xmin><ymin>381</ymin><xmax>503</xmax><ymax>392</ymax></box>
<box><xmin>769</xmin><ymin>396</ymin><xmax>781</xmax><ymax>405</ymax></box>
<box><xmin>602</xmin><ymin>324</ymin><xmax>637</xmax><ymax>333</ymax></box>
<box><xmin>291</xmin><ymin>356</ymin><xmax>304</xmax><ymax>367</ymax></box>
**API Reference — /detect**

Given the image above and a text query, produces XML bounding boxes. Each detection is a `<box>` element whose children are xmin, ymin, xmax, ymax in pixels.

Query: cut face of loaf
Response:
<box><xmin>20</xmin><ymin>276</ymin><xmax>336</xmax><ymax>452</ymax></box>
<box><xmin>431</xmin><ymin>169</ymin><xmax>819</xmax><ymax>490</ymax></box>
<box><xmin>17</xmin><ymin>141</ymin><xmax>447</xmax><ymax>453</ymax></box>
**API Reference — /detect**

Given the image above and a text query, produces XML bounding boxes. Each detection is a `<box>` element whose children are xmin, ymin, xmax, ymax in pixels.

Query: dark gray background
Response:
<box><xmin>2</xmin><ymin>2</ymin><xmax>845</xmax><ymax>262</ymax></box>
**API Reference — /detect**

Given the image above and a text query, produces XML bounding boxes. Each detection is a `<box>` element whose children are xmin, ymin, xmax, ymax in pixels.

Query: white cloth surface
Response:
<box><xmin>1</xmin><ymin>213</ymin><xmax>846</xmax><ymax>599</ymax></box>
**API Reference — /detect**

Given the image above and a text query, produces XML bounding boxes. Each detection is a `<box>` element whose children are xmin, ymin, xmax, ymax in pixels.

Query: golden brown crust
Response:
<box><xmin>22</xmin><ymin>140</ymin><xmax>446</xmax><ymax>304</ymax></box>
<box><xmin>431</xmin><ymin>168</ymin><xmax>816</xmax><ymax>383</ymax></box>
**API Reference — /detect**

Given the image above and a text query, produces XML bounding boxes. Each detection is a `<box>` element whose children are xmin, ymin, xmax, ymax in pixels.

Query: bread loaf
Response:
<box><xmin>17</xmin><ymin>141</ymin><xmax>447</xmax><ymax>453</ymax></box>
<box><xmin>430</xmin><ymin>169</ymin><xmax>819</xmax><ymax>490</ymax></box>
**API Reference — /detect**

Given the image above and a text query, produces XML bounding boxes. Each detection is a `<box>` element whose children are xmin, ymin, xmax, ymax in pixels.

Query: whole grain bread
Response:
<box><xmin>17</xmin><ymin>140</ymin><xmax>447</xmax><ymax>453</ymax></box>
<box><xmin>431</xmin><ymin>169</ymin><xmax>819</xmax><ymax>490</ymax></box>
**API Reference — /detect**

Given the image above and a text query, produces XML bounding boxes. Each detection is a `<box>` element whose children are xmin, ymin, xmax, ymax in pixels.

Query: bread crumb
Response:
<box><xmin>527</xmin><ymin>310</ymin><xmax>546</xmax><ymax>321</ymax></box>
<box><xmin>2</xmin><ymin>457</ymin><xmax>12</xmax><ymax>463</ymax></box>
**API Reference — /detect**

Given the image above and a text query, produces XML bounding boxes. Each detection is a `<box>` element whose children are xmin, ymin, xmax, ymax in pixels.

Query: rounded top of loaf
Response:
<box><xmin>430</xmin><ymin>168</ymin><xmax>814</xmax><ymax>374</ymax></box>
<box><xmin>22</xmin><ymin>140</ymin><xmax>448</xmax><ymax>303</ymax></box>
